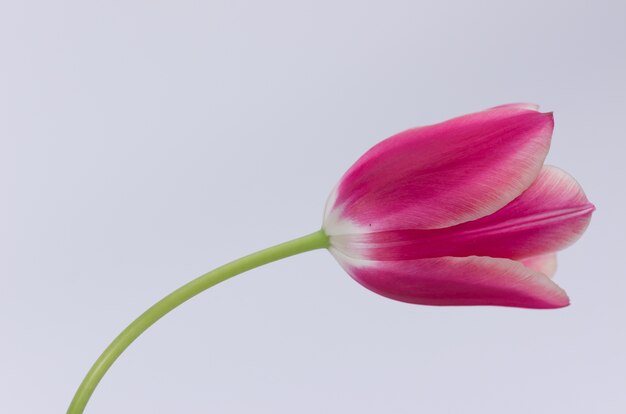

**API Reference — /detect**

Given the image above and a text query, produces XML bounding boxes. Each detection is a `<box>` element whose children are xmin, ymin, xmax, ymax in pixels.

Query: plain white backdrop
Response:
<box><xmin>2</xmin><ymin>1</ymin><xmax>625</xmax><ymax>413</ymax></box>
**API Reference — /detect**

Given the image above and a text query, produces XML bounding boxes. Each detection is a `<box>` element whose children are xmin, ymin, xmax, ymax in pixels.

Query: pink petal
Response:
<box><xmin>520</xmin><ymin>254</ymin><xmax>557</xmax><ymax>278</ymax></box>
<box><xmin>332</xmin><ymin>166</ymin><xmax>594</xmax><ymax>261</ymax></box>
<box><xmin>324</xmin><ymin>105</ymin><xmax>553</xmax><ymax>233</ymax></box>
<box><xmin>334</xmin><ymin>252</ymin><xmax>569</xmax><ymax>309</ymax></box>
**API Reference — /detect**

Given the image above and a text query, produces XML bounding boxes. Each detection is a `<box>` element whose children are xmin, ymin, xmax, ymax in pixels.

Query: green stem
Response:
<box><xmin>67</xmin><ymin>229</ymin><xmax>329</xmax><ymax>414</ymax></box>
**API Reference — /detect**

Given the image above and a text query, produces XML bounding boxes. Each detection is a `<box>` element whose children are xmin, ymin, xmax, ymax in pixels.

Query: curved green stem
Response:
<box><xmin>67</xmin><ymin>229</ymin><xmax>329</xmax><ymax>414</ymax></box>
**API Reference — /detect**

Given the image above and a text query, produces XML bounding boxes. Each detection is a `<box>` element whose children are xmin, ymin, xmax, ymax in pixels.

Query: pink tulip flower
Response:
<box><xmin>68</xmin><ymin>103</ymin><xmax>596</xmax><ymax>413</ymax></box>
<box><xmin>323</xmin><ymin>104</ymin><xmax>594</xmax><ymax>308</ymax></box>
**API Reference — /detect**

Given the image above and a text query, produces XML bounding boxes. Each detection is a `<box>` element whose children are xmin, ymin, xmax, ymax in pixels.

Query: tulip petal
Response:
<box><xmin>520</xmin><ymin>254</ymin><xmax>557</xmax><ymax>278</ymax></box>
<box><xmin>324</xmin><ymin>105</ymin><xmax>553</xmax><ymax>233</ymax></box>
<box><xmin>333</xmin><ymin>252</ymin><xmax>569</xmax><ymax>309</ymax></box>
<box><xmin>332</xmin><ymin>166</ymin><xmax>594</xmax><ymax>261</ymax></box>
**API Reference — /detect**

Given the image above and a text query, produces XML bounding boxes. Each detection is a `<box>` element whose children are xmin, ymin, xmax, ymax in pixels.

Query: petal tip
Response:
<box><xmin>542</xmin><ymin>291</ymin><xmax>570</xmax><ymax>309</ymax></box>
<box><xmin>539</xmin><ymin>111</ymin><xmax>555</xmax><ymax>128</ymax></box>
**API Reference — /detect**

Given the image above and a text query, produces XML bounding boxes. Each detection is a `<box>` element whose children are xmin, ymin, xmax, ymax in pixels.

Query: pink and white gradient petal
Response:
<box><xmin>331</xmin><ymin>166</ymin><xmax>594</xmax><ymax>261</ymax></box>
<box><xmin>333</xmin><ymin>252</ymin><xmax>570</xmax><ymax>309</ymax></box>
<box><xmin>324</xmin><ymin>105</ymin><xmax>553</xmax><ymax>234</ymax></box>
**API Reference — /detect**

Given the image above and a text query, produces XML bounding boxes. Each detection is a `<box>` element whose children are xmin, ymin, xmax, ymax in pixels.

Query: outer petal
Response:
<box><xmin>324</xmin><ymin>105</ymin><xmax>553</xmax><ymax>234</ymax></box>
<box><xmin>521</xmin><ymin>254</ymin><xmax>557</xmax><ymax>278</ymax></box>
<box><xmin>332</xmin><ymin>166</ymin><xmax>594</xmax><ymax>261</ymax></box>
<box><xmin>333</xmin><ymin>252</ymin><xmax>569</xmax><ymax>309</ymax></box>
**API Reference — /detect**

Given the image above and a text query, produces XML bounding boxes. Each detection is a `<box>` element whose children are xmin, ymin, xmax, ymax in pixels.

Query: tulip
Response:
<box><xmin>68</xmin><ymin>103</ymin><xmax>594</xmax><ymax>413</ymax></box>
<box><xmin>323</xmin><ymin>103</ymin><xmax>594</xmax><ymax>308</ymax></box>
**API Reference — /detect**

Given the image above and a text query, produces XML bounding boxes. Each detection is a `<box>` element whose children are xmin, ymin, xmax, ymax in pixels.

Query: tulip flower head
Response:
<box><xmin>323</xmin><ymin>104</ymin><xmax>594</xmax><ymax>309</ymax></box>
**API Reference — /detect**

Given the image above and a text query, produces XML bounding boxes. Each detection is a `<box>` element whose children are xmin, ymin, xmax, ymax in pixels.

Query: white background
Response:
<box><xmin>2</xmin><ymin>1</ymin><xmax>625</xmax><ymax>413</ymax></box>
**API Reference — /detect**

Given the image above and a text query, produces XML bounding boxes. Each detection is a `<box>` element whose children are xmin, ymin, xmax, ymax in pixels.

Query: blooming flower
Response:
<box><xmin>323</xmin><ymin>104</ymin><xmax>594</xmax><ymax>308</ymax></box>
